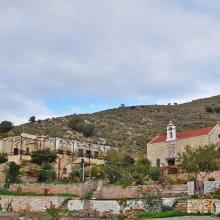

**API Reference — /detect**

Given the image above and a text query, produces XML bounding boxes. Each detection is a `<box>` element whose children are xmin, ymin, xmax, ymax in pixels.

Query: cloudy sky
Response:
<box><xmin>1</xmin><ymin>0</ymin><xmax>220</xmax><ymax>124</ymax></box>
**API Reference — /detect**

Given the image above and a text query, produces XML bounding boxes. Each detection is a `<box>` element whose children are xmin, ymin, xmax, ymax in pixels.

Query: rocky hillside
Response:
<box><xmin>7</xmin><ymin>95</ymin><xmax>220</xmax><ymax>153</ymax></box>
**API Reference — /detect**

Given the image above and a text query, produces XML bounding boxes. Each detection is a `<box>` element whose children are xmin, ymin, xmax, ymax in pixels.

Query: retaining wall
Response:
<box><xmin>9</xmin><ymin>181</ymin><xmax>97</xmax><ymax>197</ymax></box>
<box><xmin>176</xmin><ymin>199</ymin><xmax>220</xmax><ymax>214</ymax></box>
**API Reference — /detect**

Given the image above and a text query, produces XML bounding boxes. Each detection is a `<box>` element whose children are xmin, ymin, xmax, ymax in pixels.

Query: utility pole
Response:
<box><xmin>58</xmin><ymin>157</ymin><xmax>61</xmax><ymax>179</ymax></box>
<box><xmin>54</xmin><ymin>136</ymin><xmax>57</xmax><ymax>152</ymax></box>
<box><xmin>88</xmin><ymin>142</ymin><xmax>91</xmax><ymax>165</ymax></box>
<box><xmin>81</xmin><ymin>159</ymin><xmax>85</xmax><ymax>182</ymax></box>
<box><xmin>20</xmin><ymin>136</ymin><xmax>23</xmax><ymax>161</ymax></box>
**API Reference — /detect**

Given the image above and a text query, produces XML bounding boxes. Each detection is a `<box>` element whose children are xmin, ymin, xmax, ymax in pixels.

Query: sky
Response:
<box><xmin>1</xmin><ymin>0</ymin><xmax>220</xmax><ymax>124</ymax></box>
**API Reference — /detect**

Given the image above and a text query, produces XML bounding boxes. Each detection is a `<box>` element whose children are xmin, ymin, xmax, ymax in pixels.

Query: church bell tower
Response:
<box><xmin>166</xmin><ymin>121</ymin><xmax>177</xmax><ymax>141</ymax></box>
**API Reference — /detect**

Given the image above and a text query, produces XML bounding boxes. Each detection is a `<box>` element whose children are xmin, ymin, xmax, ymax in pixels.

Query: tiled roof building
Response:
<box><xmin>147</xmin><ymin>121</ymin><xmax>220</xmax><ymax>167</ymax></box>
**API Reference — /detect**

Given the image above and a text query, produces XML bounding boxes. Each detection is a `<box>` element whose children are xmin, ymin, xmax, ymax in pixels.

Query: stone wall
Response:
<box><xmin>187</xmin><ymin>199</ymin><xmax>214</xmax><ymax>214</ymax></box>
<box><xmin>176</xmin><ymin>199</ymin><xmax>220</xmax><ymax>214</ymax></box>
<box><xmin>169</xmin><ymin>171</ymin><xmax>220</xmax><ymax>182</ymax></box>
<box><xmin>0</xmin><ymin>196</ymin><xmax>67</xmax><ymax>212</ymax></box>
<box><xmin>68</xmin><ymin>198</ymin><xmax>176</xmax><ymax>215</ymax></box>
<box><xmin>175</xmin><ymin>200</ymin><xmax>187</xmax><ymax>213</ymax></box>
<box><xmin>9</xmin><ymin>181</ymin><xmax>167</xmax><ymax>200</ymax></box>
<box><xmin>9</xmin><ymin>181</ymin><xmax>97</xmax><ymax>197</ymax></box>
<box><xmin>204</xmin><ymin>181</ymin><xmax>220</xmax><ymax>194</ymax></box>
<box><xmin>95</xmin><ymin>182</ymin><xmax>163</xmax><ymax>199</ymax></box>
<box><xmin>187</xmin><ymin>180</ymin><xmax>220</xmax><ymax>195</ymax></box>
<box><xmin>0</xmin><ymin>196</ymin><xmax>176</xmax><ymax>214</ymax></box>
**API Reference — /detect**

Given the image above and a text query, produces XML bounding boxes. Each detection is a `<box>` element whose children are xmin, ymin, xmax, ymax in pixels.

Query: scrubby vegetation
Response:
<box><xmin>5</xmin><ymin>95</ymin><xmax>219</xmax><ymax>153</ymax></box>
<box><xmin>205</xmin><ymin>105</ymin><xmax>220</xmax><ymax>114</ymax></box>
<box><xmin>137</xmin><ymin>209</ymin><xmax>186</xmax><ymax>219</ymax></box>
<box><xmin>67</xmin><ymin>149</ymin><xmax>160</xmax><ymax>186</ymax></box>
<box><xmin>68</xmin><ymin>115</ymin><xmax>95</xmax><ymax>137</ymax></box>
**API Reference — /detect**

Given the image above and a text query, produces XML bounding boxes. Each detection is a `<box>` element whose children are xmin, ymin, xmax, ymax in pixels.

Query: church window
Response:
<box><xmin>13</xmin><ymin>148</ymin><xmax>19</xmax><ymax>155</ymax></box>
<box><xmin>63</xmin><ymin>168</ymin><xmax>67</xmax><ymax>174</ymax></box>
<box><xmin>170</xmin><ymin>131</ymin><xmax>173</xmax><ymax>139</ymax></box>
<box><xmin>156</xmin><ymin>158</ymin><xmax>160</xmax><ymax>167</ymax></box>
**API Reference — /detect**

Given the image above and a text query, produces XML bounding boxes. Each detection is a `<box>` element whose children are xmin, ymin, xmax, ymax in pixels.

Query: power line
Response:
<box><xmin>104</xmin><ymin>163</ymin><xmax>137</xmax><ymax>181</ymax></box>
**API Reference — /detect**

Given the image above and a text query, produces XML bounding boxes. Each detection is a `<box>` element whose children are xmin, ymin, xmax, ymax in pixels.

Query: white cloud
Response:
<box><xmin>0</xmin><ymin>0</ymin><xmax>220</xmax><ymax>121</ymax></box>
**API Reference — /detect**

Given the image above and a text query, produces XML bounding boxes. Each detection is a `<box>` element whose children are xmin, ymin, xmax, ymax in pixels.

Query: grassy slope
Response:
<box><xmin>6</xmin><ymin>95</ymin><xmax>220</xmax><ymax>154</ymax></box>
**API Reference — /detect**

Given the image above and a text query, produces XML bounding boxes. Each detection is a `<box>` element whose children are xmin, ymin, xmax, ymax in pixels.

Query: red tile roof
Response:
<box><xmin>149</xmin><ymin>126</ymin><xmax>215</xmax><ymax>144</ymax></box>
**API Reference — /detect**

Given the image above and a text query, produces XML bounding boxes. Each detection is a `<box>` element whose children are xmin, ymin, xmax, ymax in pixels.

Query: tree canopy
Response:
<box><xmin>0</xmin><ymin>121</ymin><xmax>13</xmax><ymax>133</ymax></box>
<box><xmin>0</xmin><ymin>153</ymin><xmax>8</xmax><ymax>164</ymax></box>
<box><xmin>29</xmin><ymin>116</ymin><xmax>36</xmax><ymax>123</ymax></box>
<box><xmin>68</xmin><ymin>116</ymin><xmax>95</xmax><ymax>137</ymax></box>
<box><xmin>177</xmin><ymin>145</ymin><xmax>220</xmax><ymax>178</ymax></box>
<box><xmin>31</xmin><ymin>149</ymin><xmax>58</xmax><ymax>165</ymax></box>
<box><xmin>6</xmin><ymin>162</ymin><xmax>20</xmax><ymax>184</ymax></box>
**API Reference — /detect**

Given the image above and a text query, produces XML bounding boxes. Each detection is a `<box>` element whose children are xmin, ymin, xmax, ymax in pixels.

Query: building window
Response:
<box><xmin>167</xmin><ymin>158</ymin><xmax>175</xmax><ymax>166</ymax></box>
<box><xmin>94</xmin><ymin>151</ymin><xmax>99</xmax><ymax>159</ymax></box>
<box><xmin>78</xmin><ymin>149</ymin><xmax>84</xmax><ymax>157</ymax></box>
<box><xmin>63</xmin><ymin>168</ymin><xmax>67</xmax><ymax>174</ymax></box>
<box><xmin>66</xmin><ymin>151</ymin><xmax>71</xmax><ymax>156</ymax></box>
<box><xmin>170</xmin><ymin>131</ymin><xmax>173</xmax><ymax>139</ymax></box>
<box><xmin>218</xmin><ymin>134</ymin><xmax>220</xmax><ymax>139</ymax></box>
<box><xmin>26</xmin><ymin>148</ymin><xmax>29</xmax><ymax>155</ymax></box>
<box><xmin>156</xmin><ymin>159</ymin><xmax>160</xmax><ymax>167</ymax></box>
<box><xmin>58</xmin><ymin>149</ymin><xmax>63</xmax><ymax>154</ymax></box>
<box><xmin>86</xmin><ymin>150</ymin><xmax>91</xmax><ymax>158</ymax></box>
<box><xmin>13</xmin><ymin>148</ymin><xmax>19</xmax><ymax>155</ymax></box>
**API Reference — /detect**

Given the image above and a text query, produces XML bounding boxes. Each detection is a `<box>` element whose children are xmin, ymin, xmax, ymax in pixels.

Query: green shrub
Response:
<box><xmin>6</xmin><ymin>162</ymin><xmax>20</xmax><ymax>184</ymax></box>
<box><xmin>123</xmin><ymin>155</ymin><xmax>135</xmax><ymax>166</ymax></box>
<box><xmin>137</xmin><ymin>209</ymin><xmax>186</xmax><ymax>219</ymax></box>
<box><xmin>45</xmin><ymin>203</ymin><xmax>60</xmax><ymax>220</ymax></box>
<box><xmin>205</xmin><ymin>106</ymin><xmax>214</xmax><ymax>113</ymax></box>
<box><xmin>214</xmin><ymin>107</ymin><xmax>220</xmax><ymax>114</ymax></box>
<box><xmin>80</xmin><ymin>191</ymin><xmax>93</xmax><ymax>201</ymax></box>
<box><xmin>149</xmin><ymin>168</ymin><xmax>161</xmax><ymax>181</ymax></box>
<box><xmin>116</xmin><ymin>178</ymin><xmax>133</xmax><ymax>187</ymax></box>
<box><xmin>37</xmin><ymin>163</ymin><xmax>56</xmax><ymax>183</ymax></box>
<box><xmin>90</xmin><ymin>165</ymin><xmax>104</xmax><ymax>179</ymax></box>
<box><xmin>82</xmin><ymin>123</ymin><xmax>95</xmax><ymax>137</ymax></box>
<box><xmin>0</xmin><ymin>121</ymin><xmax>13</xmax><ymax>133</ymax></box>
<box><xmin>68</xmin><ymin>116</ymin><xmax>83</xmax><ymax>130</ymax></box>
<box><xmin>69</xmin><ymin>169</ymin><xmax>81</xmax><ymax>183</ymax></box>
<box><xmin>0</xmin><ymin>153</ymin><xmax>8</xmax><ymax>164</ymax></box>
<box><xmin>133</xmin><ymin>174</ymin><xmax>144</xmax><ymax>185</ymax></box>
<box><xmin>68</xmin><ymin>116</ymin><xmax>95</xmax><ymax>137</ymax></box>
<box><xmin>31</xmin><ymin>149</ymin><xmax>57</xmax><ymax>165</ymax></box>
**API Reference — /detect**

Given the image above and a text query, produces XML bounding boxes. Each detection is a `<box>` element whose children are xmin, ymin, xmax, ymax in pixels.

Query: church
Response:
<box><xmin>147</xmin><ymin>122</ymin><xmax>220</xmax><ymax>167</ymax></box>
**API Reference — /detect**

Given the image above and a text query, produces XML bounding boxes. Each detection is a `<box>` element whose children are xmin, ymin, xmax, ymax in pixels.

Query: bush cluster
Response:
<box><xmin>68</xmin><ymin>116</ymin><xmax>95</xmax><ymax>137</ymax></box>
<box><xmin>205</xmin><ymin>106</ymin><xmax>220</xmax><ymax>114</ymax></box>
<box><xmin>0</xmin><ymin>121</ymin><xmax>13</xmax><ymax>133</ymax></box>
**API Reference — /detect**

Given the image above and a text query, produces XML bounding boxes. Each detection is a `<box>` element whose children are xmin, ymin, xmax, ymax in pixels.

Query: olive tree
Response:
<box><xmin>177</xmin><ymin>145</ymin><xmax>220</xmax><ymax>194</ymax></box>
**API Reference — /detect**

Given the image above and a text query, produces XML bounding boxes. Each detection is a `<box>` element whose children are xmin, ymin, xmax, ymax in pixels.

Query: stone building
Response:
<box><xmin>147</xmin><ymin>122</ymin><xmax>220</xmax><ymax>167</ymax></box>
<box><xmin>0</xmin><ymin>133</ymin><xmax>110</xmax><ymax>160</ymax></box>
<box><xmin>0</xmin><ymin>133</ymin><xmax>111</xmax><ymax>178</ymax></box>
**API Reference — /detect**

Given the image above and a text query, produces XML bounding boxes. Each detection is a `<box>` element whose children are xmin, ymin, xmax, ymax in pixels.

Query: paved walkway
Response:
<box><xmin>152</xmin><ymin>217</ymin><xmax>220</xmax><ymax>220</ymax></box>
